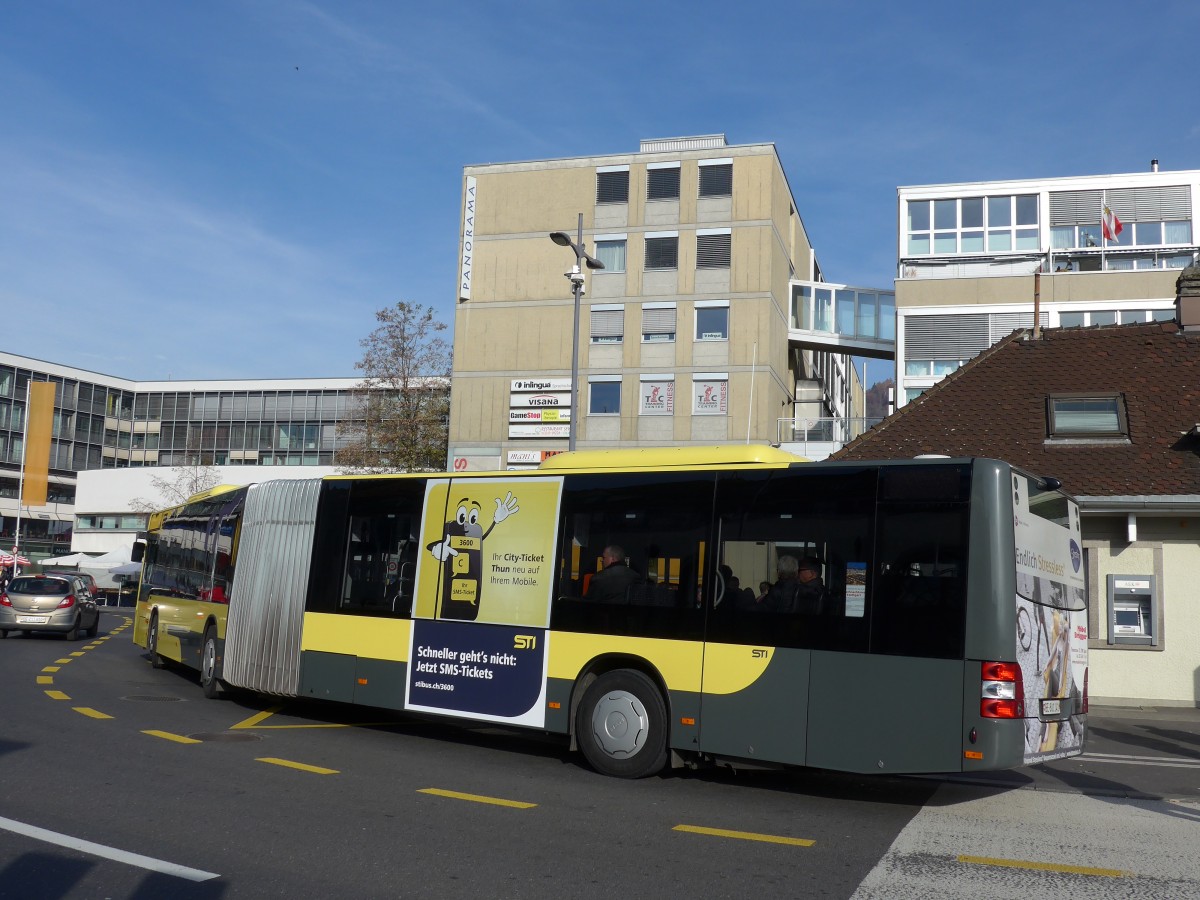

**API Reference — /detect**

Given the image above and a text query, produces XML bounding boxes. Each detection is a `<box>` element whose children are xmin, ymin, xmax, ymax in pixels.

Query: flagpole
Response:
<box><xmin>1101</xmin><ymin>190</ymin><xmax>1107</xmax><ymax>271</ymax></box>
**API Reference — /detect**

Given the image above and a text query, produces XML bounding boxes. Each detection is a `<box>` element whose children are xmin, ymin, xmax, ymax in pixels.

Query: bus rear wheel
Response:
<box><xmin>200</xmin><ymin>626</ymin><xmax>222</xmax><ymax>699</ymax></box>
<box><xmin>147</xmin><ymin>613</ymin><xmax>164</xmax><ymax>669</ymax></box>
<box><xmin>576</xmin><ymin>669</ymin><xmax>668</xmax><ymax>779</ymax></box>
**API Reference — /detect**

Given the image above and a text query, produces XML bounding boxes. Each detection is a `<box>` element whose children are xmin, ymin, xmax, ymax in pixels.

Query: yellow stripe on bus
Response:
<box><xmin>302</xmin><ymin>612</ymin><xmax>412</xmax><ymax>660</ymax></box>
<box><xmin>548</xmin><ymin>632</ymin><xmax>703</xmax><ymax>691</ymax></box>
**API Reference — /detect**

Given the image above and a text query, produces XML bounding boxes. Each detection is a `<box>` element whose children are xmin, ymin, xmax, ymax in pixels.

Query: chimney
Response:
<box><xmin>1151</xmin><ymin>158</ymin><xmax>1160</xmax><ymax>172</ymax></box>
<box><xmin>1177</xmin><ymin>266</ymin><xmax>1200</xmax><ymax>331</ymax></box>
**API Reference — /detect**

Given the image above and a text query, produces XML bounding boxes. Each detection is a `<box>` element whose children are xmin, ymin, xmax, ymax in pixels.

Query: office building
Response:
<box><xmin>0</xmin><ymin>352</ymin><xmax>362</xmax><ymax>560</ymax></box>
<box><xmin>448</xmin><ymin>135</ymin><xmax>893</xmax><ymax>470</ymax></box>
<box><xmin>895</xmin><ymin>164</ymin><xmax>1198</xmax><ymax>406</ymax></box>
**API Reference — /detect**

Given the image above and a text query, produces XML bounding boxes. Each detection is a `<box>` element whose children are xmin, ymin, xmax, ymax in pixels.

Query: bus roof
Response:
<box><xmin>537</xmin><ymin>444</ymin><xmax>805</xmax><ymax>471</ymax></box>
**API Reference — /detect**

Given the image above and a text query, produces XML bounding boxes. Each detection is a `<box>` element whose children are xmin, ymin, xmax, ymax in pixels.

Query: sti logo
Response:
<box><xmin>751</xmin><ymin>648</ymin><xmax>769</xmax><ymax>659</ymax></box>
<box><xmin>514</xmin><ymin>634</ymin><xmax>537</xmax><ymax>650</ymax></box>
<box><xmin>1070</xmin><ymin>539</ymin><xmax>1082</xmax><ymax>573</ymax></box>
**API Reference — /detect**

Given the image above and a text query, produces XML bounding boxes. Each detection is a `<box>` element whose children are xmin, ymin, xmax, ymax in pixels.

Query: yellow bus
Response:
<box><xmin>132</xmin><ymin>446</ymin><xmax>1088</xmax><ymax>778</ymax></box>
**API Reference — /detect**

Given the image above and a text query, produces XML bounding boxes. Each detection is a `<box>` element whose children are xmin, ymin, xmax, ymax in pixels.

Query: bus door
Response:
<box><xmin>805</xmin><ymin>464</ymin><xmax>970</xmax><ymax>774</ymax></box>
<box><xmin>699</xmin><ymin>469</ymin><xmax>812</xmax><ymax>766</ymax></box>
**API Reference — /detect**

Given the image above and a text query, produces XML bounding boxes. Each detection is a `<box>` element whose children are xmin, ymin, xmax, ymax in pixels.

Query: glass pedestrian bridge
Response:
<box><xmin>789</xmin><ymin>281</ymin><xmax>896</xmax><ymax>360</ymax></box>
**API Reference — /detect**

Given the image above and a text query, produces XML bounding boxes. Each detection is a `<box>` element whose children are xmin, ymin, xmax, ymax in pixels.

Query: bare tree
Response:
<box><xmin>336</xmin><ymin>302</ymin><xmax>451</xmax><ymax>473</ymax></box>
<box><xmin>129</xmin><ymin>459</ymin><xmax>222</xmax><ymax>512</ymax></box>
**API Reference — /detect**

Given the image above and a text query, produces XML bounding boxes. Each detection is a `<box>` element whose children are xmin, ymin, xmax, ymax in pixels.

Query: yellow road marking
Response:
<box><xmin>69</xmin><ymin>652</ymin><xmax>85</xmax><ymax>658</ymax></box>
<box><xmin>41</xmin><ymin>666</ymin><xmax>60</xmax><ymax>673</ymax></box>
<box><xmin>45</xmin><ymin>690</ymin><xmax>70</xmax><ymax>701</ymax></box>
<box><xmin>417</xmin><ymin>788</ymin><xmax>536</xmax><ymax>809</ymax></box>
<box><xmin>256</xmin><ymin>757</ymin><xmax>338</xmax><ymax>775</ymax></box>
<box><xmin>73</xmin><ymin>708</ymin><xmax>113</xmax><ymax>720</ymax></box>
<box><xmin>673</xmin><ymin>825</ymin><xmax>815</xmax><ymax>847</ymax></box>
<box><xmin>36</xmin><ymin>676</ymin><xmax>54</xmax><ymax>685</ymax></box>
<box><xmin>55</xmin><ymin>658</ymin><xmax>73</xmax><ymax>664</ymax></box>
<box><xmin>143</xmin><ymin>730</ymin><xmax>202</xmax><ymax>744</ymax></box>
<box><xmin>231</xmin><ymin>706</ymin><xmax>282</xmax><ymax>729</ymax></box>
<box><xmin>958</xmin><ymin>855</ymin><xmax>1128</xmax><ymax>878</ymax></box>
<box><xmin>84</xmin><ymin>644</ymin><xmax>100</xmax><ymax>650</ymax></box>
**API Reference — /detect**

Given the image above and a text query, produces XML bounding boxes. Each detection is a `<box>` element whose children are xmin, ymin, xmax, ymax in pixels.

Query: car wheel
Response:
<box><xmin>65</xmin><ymin>616</ymin><xmax>80</xmax><ymax>642</ymax></box>
<box><xmin>148</xmin><ymin>613</ymin><xmax>164</xmax><ymax>668</ymax></box>
<box><xmin>85</xmin><ymin>612</ymin><xmax>99</xmax><ymax>639</ymax></box>
<box><xmin>575</xmin><ymin>669</ymin><xmax>668</xmax><ymax>779</ymax></box>
<box><xmin>0</xmin><ymin>629</ymin><xmax>7</xmax><ymax>639</ymax></box>
<box><xmin>200</xmin><ymin>626</ymin><xmax>222</xmax><ymax>699</ymax></box>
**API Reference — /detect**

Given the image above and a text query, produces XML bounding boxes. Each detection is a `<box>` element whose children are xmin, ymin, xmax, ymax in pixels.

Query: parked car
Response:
<box><xmin>0</xmin><ymin>573</ymin><xmax>100</xmax><ymax>640</ymax></box>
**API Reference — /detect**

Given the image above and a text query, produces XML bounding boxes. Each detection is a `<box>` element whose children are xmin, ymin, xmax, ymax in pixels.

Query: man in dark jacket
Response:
<box><xmin>586</xmin><ymin>545</ymin><xmax>641</xmax><ymax>604</ymax></box>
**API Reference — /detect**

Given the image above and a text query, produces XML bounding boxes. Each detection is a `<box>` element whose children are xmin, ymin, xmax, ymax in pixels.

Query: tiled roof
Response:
<box><xmin>833</xmin><ymin>321</ymin><xmax>1200</xmax><ymax>499</ymax></box>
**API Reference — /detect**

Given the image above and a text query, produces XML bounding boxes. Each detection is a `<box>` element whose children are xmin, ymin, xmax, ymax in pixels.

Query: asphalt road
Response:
<box><xmin>2</xmin><ymin>610</ymin><xmax>1198</xmax><ymax>899</ymax></box>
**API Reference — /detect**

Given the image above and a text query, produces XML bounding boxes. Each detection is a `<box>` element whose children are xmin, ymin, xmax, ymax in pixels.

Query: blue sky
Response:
<box><xmin>3</xmin><ymin>1</ymin><xmax>1196</xmax><ymax>384</ymax></box>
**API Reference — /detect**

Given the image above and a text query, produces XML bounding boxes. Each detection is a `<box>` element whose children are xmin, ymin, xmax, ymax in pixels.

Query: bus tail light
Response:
<box><xmin>980</xmin><ymin>660</ymin><xmax>1024</xmax><ymax>719</ymax></box>
<box><xmin>57</xmin><ymin>594</ymin><xmax>77</xmax><ymax>610</ymax></box>
<box><xmin>1082</xmin><ymin>667</ymin><xmax>1089</xmax><ymax>714</ymax></box>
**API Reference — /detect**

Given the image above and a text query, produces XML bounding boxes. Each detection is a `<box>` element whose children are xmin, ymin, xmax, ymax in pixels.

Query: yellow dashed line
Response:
<box><xmin>231</xmin><ymin>706</ymin><xmax>282</xmax><ymax>729</ymax></box>
<box><xmin>256</xmin><ymin>757</ymin><xmax>338</xmax><ymax>775</ymax></box>
<box><xmin>958</xmin><ymin>855</ymin><xmax>1128</xmax><ymax>878</ymax></box>
<box><xmin>54</xmin><ymin>658</ymin><xmax>73</xmax><ymax>664</ymax></box>
<box><xmin>84</xmin><ymin>644</ymin><xmax>100</xmax><ymax>650</ymax></box>
<box><xmin>673</xmin><ymin>825</ymin><xmax>815</xmax><ymax>847</ymax></box>
<box><xmin>143</xmin><ymin>730</ymin><xmax>201</xmax><ymax>744</ymax></box>
<box><xmin>73</xmin><ymin>708</ymin><xmax>113</xmax><ymax>720</ymax></box>
<box><xmin>417</xmin><ymin>788</ymin><xmax>536</xmax><ymax>809</ymax></box>
<box><xmin>36</xmin><ymin>676</ymin><xmax>54</xmax><ymax>685</ymax></box>
<box><xmin>68</xmin><ymin>652</ymin><xmax>85</xmax><ymax>658</ymax></box>
<box><xmin>45</xmin><ymin>690</ymin><xmax>70</xmax><ymax>701</ymax></box>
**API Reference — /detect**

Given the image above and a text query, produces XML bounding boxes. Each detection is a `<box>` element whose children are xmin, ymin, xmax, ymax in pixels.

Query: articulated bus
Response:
<box><xmin>132</xmin><ymin>447</ymin><xmax>1088</xmax><ymax>778</ymax></box>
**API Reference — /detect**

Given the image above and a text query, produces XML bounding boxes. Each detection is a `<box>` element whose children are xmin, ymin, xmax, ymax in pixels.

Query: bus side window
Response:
<box><xmin>551</xmin><ymin>471</ymin><xmax>712</xmax><ymax>640</ymax></box>
<box><xmin>316</xmin><ymin>479</ymin><xmax>426</xmax><ymax>619</ymax></box>
<box><xmin>873</xmin><ymin>508</ymin><xmax>968</xmax><ymax>659</ymax></box>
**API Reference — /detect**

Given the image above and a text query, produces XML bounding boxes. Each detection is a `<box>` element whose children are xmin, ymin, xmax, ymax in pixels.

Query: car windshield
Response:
<box><xmin>8</xmin><ymin>577</ymin><xmax>69</xmax><ymax>595</ymax></box>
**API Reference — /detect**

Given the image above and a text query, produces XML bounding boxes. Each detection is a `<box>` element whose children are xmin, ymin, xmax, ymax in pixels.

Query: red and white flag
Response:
<box><xmin>1102</xmin><ymin>205</ymin><xmax>1123</xmax><ymax>242</ymax></box>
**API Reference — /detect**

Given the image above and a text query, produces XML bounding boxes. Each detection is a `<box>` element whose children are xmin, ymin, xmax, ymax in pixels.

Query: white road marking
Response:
<box><xmin>0</xmin><ymin>815</ymin><xmax>219</xmax><ymax>882</ymax></box>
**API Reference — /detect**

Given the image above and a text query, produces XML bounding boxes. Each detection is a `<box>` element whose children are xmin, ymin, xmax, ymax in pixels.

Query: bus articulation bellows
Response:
<box><xmin>132</xmin><ymin>448</ymin><xmax>1088</xmax><ymax>778</ymax></box>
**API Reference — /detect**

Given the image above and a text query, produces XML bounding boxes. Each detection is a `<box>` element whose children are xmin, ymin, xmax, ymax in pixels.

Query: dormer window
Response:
<box><xmin>1047</xmin><ymin>393</ymin><xmax>1128</xmax><ymax>439</ymax></box>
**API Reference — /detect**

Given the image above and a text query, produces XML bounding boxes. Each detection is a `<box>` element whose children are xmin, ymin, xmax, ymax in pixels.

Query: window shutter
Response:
<box><xmin>596</xmin><ymin>170</ymin><xmax>629</xmax><ymax>204</ymax></box>
<box><xmin>904</xmin><ymin>313</ymin><xmax>990</xmax><ymax>357</ymax></box>
<box><xmin>647</xmin><ymin>167</ymin><xmax>681</xmax><ymax>200</ymax></box>
<box><xmin>590</xmin><ymin>308</ymin><xmax>623</xmax><ymax>339</ymax></box>
<box><xmin>645</xmin><ymin>237</ymin><xmax>679</xmax><ymax>269</ymax></box>
<box><xmin>696</xmin><ymin>232</ymin><xmax>731</xmax><ymax>268</ymax></box>
<box><xmin>698</xmin><ymin>163</ymin><xmax>732</xmax><ymax>197</ymax></box>
<box><xmin>642</xmin><ymin>306</ymin><xmax>677</xmax><ymax>335</ymax></box>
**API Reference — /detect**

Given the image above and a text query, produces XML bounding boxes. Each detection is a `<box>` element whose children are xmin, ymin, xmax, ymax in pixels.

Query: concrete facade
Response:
<box><xmin>448</xmin><ymin>136</ymin><xmax>843</xmax><ymax>470</ymax></box>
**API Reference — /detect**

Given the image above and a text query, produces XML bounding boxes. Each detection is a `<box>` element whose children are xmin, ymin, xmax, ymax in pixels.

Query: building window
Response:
<box><xmin>596</xmin><ymin>169</ymin><xmax>629</xmax><ymax>204</ymax></box>
<box><xmin>589</xmin><ymin>306</ymin><xmax>623</xmax><ymax>344</ymax></box>
<box><xmin>698</xmin><ymin>161</ymin><xmax>732</xmax><ymax>198</ymax></box>
<box><xmin>1047</xmin><ymin>394</ymin><xmax>1128</xmax><ymax>438</ymax></box>
<box><xmin>692</xmin><ymin>373</ymin><xmax>728</xmax><ymax>415</ymax></box>
<box><xmin>907</xmin><ymin>194</ymin><xmax>1038</xmax><ymax>255</ymax></box>
<box><xmin>696</xmin><ymin>230</ymin><xmax>731</xmax><ymax>268</ymax></box>
<box><xmin>645</xmin><ymin>235</ymin><xmax>679</xmax><ymax>270</ymax></box>
<box><xmin>695</xmin><ymin>302</ymin><xmax>729</xmax><ymax>341</ymax></box>
<box><xmin>594</xmin><ymin>238</ymin><xmax>626</xmax><ymax>272</ymax></box>
<box><xmin>589</xmin><ymin>377</ymin><xmax>621</xmax><ymax>415</ymax></box>
<box><xmin>639</xmin><ymin>376</ymin><xmax>674</xmax><ymax>416</ymax></box>
<box><xmin>647</xmin><ymin>165</ymin><xmax>680</xmax><ymax>201</ymax></box>
<box><xmin>641</xmin><ymin>303</ymin><xmax>676</xmax><ymax>343</ymax></box>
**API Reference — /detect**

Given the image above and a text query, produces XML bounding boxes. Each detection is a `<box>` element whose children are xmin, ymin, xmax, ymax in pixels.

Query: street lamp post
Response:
<box><xmin>549</xmin><ymin>213</ymin><xmax>604</xmax><ymax>451</ymax></box>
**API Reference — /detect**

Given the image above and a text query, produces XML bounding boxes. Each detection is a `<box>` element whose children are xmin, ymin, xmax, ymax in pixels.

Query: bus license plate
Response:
<box><xmin>17</xmin><ymin>615</ymin><xmax>49</xmax><ymax>625</ymax></box>
<box><xmin>1041</xmin><ymin>699</ymin><xmax>1062</xmax><ymax>716</ymax></box>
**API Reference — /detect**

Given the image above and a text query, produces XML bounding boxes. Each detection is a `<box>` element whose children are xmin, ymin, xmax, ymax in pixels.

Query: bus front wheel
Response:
<box><xmin>576</xmin><ymin>669</ymin><xmax>668</xmax><ymax>779</ymax></box>
<box><xmin>200</xmin><ymin>626</ymin><xmax>222</xmax><ymax>699</ymax></box>
<box><xmin>147</xmin><ymin>614</ymin><xmax>164</xmax><ymax>669</ymax></box>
